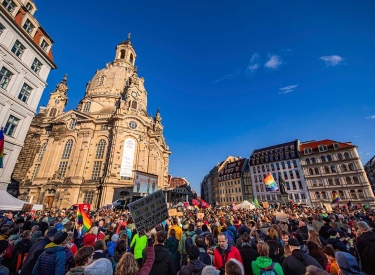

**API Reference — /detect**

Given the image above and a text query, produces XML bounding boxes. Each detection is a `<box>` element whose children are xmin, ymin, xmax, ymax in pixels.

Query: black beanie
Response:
<box><xmin>53</xmin><ymin>231</ymin><xmax>68</xmax><ymax>245</ymax></box>
<box><xmin>188</xmin><ymin>245</ymin><xmax>200</xmax><ymax>260</ymax></box>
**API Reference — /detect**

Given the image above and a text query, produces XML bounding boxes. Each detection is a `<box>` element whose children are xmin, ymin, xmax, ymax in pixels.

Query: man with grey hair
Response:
<box><xmin>282</xmin><ymin>238</ymin><xmax>322</xmax><ymax>275</ymax></box>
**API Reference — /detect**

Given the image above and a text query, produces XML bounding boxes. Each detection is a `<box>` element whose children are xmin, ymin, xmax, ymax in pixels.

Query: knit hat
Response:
<box><xmin>0</xmin><ymin>240</ymin><xmax>9</xmax><ymax>254</ymax></box>
<box><xmin>298</xmin><ymin>221</ymin><xmax>306</xmax><ymax>227</ymax></box>
<box><xmin>288</xmin><ymin>238</ymin><xmax>300</xmax><ymax>247</ymax></box>
<box><xmin>53</xmin><ymin>231</ymin><xmax>68</xmax><ymax>245</ymax></box>
<box><xmin>84</xmin><ymin>258</ymin><xmax>113</xmax><ymax>275</ymax></box>
<box><xmin>111</xmin><ymin>234</ymin><xmax>119</xmax><ymax>242</ymax></box>
<box><xmin>46</xmin><ymin>227</ymin><xmax>58</xmax><ymax>238</ymax></box>
<box><xmin>188</xmin><ymin>245</ymin><xmax>200</xmax><ymax>260</ymax></box>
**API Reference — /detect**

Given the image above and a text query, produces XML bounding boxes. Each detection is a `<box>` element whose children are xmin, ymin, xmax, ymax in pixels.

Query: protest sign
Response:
<box><xmin>196</xmin><ymin>213</ymin><xmax>204</xmax><ymax>220</ymax></box>
<box><xmin>127</xmin><ymin>190</ymin><xmax>168</xmax><ymax>232</ymax></box>
<box><xmin>275</xmin><ymin>211</ymin><xmax>288</xmax><ymax>223</ymax></box>
<box><xmin>22</xmin><ymin>203</ymin><xmax>33</xmax><ymax>212</ymax></box>
<box><xmin>262</xmin><ymin>202</ymin><xmax>269</xmax><ymax>208</ymax></box>
<box><xmin>177</xmin><ymin>212</ymin><xmax>183</xmax><ymax>217</ymax></box>
<box><xmin>168</xmin><ymin>209</ymin><xmax>177</xmax><ymax>216</ymax></box>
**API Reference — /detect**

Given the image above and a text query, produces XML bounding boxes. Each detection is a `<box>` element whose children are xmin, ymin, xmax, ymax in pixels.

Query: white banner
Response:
<box><xmin>120</xmin><ymin>138</ymin><xmax>136</xmax><ymax>177</ymax></box>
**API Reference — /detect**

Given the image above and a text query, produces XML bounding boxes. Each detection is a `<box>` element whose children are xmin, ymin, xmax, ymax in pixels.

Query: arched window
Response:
<box><xmin>68</xmin><ymin>119</ymin><xmax>76</xmax><ymax>130</ymax></box>
<box><xmin>314</xmin><ymin>167</ymin><xmax>320</xmax><ymax>174</ymax></box>
<box><xmin>315</xmin><ymin>192</ymin><xmax>321</xmax><ymax>199</ymax></box>
<box><xmin>83</xmin><ymin>102</ymin><xmax>91</xmax><ymax>112</ymax></box>
<box><xmin>344</xmin><ymin>152</ymin><xmax>350</xmax><ymax>159</ymax></box>
<box><xmin>321</xmin><ymin>156</ymin><xmax>326</xmax><ymax>163</ymax></box>
<box><xmin>327</xmin><ymin>155</ymin><xmax>332</xmax><ymax>161</ymax></box>
<box><xmin>311</xmin><ymin>157</ymin><xmax>316</xmax><ymax>164</ymax></box>
<box><xmin>120</xmin><ymin>50</ymin><xmax>125</xmax><ymax>59</ymax></box>
<box><xmin>129</xmin><ymin>53</ymin><xmax>134</xmax><ymax>63</ymax></box>
<box><xmin>95</xmin><ymin>139</ymin><xmax>107</xmax><ymax>159</ymax></box>
<box><xmin>348</xmin><ymin>163</ymin><xmax>355</xmax><ymax>171</ymax></box>
<box><xmin>341</xmin><ymin>164</ymin><xmax>347</xmax><ymax>172</ymax></box>
<box><xmin>337</xmin><ymin>153</ymin><xmax>343</xmax><ymax>160</ymax></box>
<box><xmin>350</xmin><ymin>190</ymin><xmax>357</xmax><ymax>199</ymax></box>
<box><xmin>49</xmin><ymin>108</ymin><xmax>57</xmax><ymax>117</ymax></box>
<box><xmin>131</xmin><ymin>100</ymin><xmax>137</xmax><ymax>109</ymax></box>
<box><xmin>61</xmin><ymin>139</ymin><xmax>73</xmax><ymax>159</ymax></box>
<box><xmin>306</xmin><ymin>158</ymin><xmax>310</xmax><ymax>165</ymax></box>
<box><xmin>357</xmin><ymin>189</ymin><xmax>364</xmax><ymax>198</ymax></box>
<box><xmin>331</xmin><ymin>165</ymin><xmax>337</xmax><ymax>173</ymax></box>
<box><xmin>321</xmin><ymin>192</ymin><xmax>327</xmax><ymax>199</ymax></box>
<box><xmin>309</xmin><ymin>168</ymin><xmax>314</xmax><ymax>175</ymax></box>
<box><xmin>83</xmin><ymin>191</ymin><xmax>94</xmax><ymax>204</ymax></box>
<box><xmin>324</xmin><ymin>166</ymin><xmax>330</xmax><ymax>173</ymax></box>
<box><xmin>353</xmin><ymin>176</ymin><xmax>359</xmax><ymax>184</ymax></box>
<box><xmin>339</xmin><ymin>190</ymin><xmax>344</xmax><ymax>198</ymax></box>
<box><xmin>345</xmin><ymin>177</ymin><xmax>352</xmax><ymax>184</ymax></box>
<box><xmin>98</xmin><ymin>76</ymin><xmax>104</xmax><ymax>86</ymax></box>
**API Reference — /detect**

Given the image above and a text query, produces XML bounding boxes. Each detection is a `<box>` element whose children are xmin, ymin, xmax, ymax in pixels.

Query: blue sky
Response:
<box><xmin>35</xmin><ymin>0</ymin><xmax>375</xmax><ymax>194</ymax></box>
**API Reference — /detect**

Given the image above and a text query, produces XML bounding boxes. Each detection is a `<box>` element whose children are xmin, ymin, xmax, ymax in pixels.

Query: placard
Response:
<box><xmin>196</xmin><ymin>213</ymin><xmax>204</xmax><ymax>220</ymax></box>
<box><xmin>22</xmin><ymin>203</ymin><xmax>33</xmax><ymax>212</ymax></box>
<box><xmin>262</xmin><ymin>202</ymin><xmax>269</xmax><ymax>208</ymax></box>
<box><xmin>127</xmin><ymin>190</ymin><xmax>168</xmax><ymax>232</ymax></box>
<box><xmin>177</xmin><ymin>212</ymin><xmax>183</xmax><ymax>217</ymax></box>
<box><xmin>168</xmin><ymin>209</ymin><xmax>177</xmax><ymax>216</ymax></box>
<box><xmin>275</xmin><ymin>212</ymin><xmax>288</xmax><ymax>223</ymax></box>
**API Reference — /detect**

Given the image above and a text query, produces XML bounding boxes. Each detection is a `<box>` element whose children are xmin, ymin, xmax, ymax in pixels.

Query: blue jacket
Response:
<box><xmin>107</xmin><ymin>241</ymin><xmax>117</xmax><ymax>257</ymax></box>
<box><xmin>32</xmin><ymin>243</ymin><xmax>66</xmax><ymax>275</ymax></box>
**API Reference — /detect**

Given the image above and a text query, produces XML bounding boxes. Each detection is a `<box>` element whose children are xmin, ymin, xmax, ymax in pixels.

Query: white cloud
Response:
<box><xmin>365</xmin><ymin>115</ymin><xmax>375</xmax><ymax>119</ymax></box>
<box><xmin>319</xmin><ymin>55</ymin><xmax>343</xmax><ymax>66</ymax></box>
<box><xmin>265</xmin><ymin>55</ymin><xmax>283</xmax><ymax>69</ymax></box>
<box><xmin>214</xmin><ymin>67</ymin><xmax>241</xmax><ymax>83</ymax></box>
<box><xmin>366</xmin><ymin>153</ymin><xmax>371</xmax><ymax>155</ymax></box>
<box><xmin>278</xmin><ymin>84</ymin><xmax>298</xmax><ymax>95</ymax></box>
<box><xmin>245</xmin><ymin>53</ymin><xmax>260</xmax><ymax>78</ymax></box>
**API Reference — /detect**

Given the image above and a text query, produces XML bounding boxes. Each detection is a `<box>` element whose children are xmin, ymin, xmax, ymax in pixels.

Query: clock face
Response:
<box><xmin>55</xmin><ymin>99</ymin><xmax>60</xmax><ymax>104</ymax></box>
<box><xmin>131</xmin><ymin>92</ymin><xmax>137</xmax><ymax>98</ymax></box>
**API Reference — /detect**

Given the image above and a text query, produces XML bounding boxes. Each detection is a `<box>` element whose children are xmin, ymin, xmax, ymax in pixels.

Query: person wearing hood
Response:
<box><xmin>20</xmin><ymin>227</ymin><xmax>57</xmax><ymax>275</ymax></box>
<box><xmin>239</xmin><ymin>232</ymin><xmax>259</xmax><ymax>275</ymax></box>
<box><xmin>201</xmin><ymin>265</ymin><xmax>219</xmax><ymax>275</ymax></box>
<box><xmin>32</xmin><ymin>231</ymin><xmax>69</xmax><ymax>275</ymax></box>
<box><xmin>213</xmin><ymin>233</ymin><xmax>243</xmax><ymax>275</ymax></box>
<box><xmin>107</xmin><ymin>234</ymin><xmax>118</xmax><ymax>257</ymax></box>
<box><xmin>252</xmin><ymin>242</ymin><xmax>283</xmax><ymax>275</ymax></box>
<box><xmin>65</xmin><ymin>246</ymin><xmax>95</xmax><ymax>275</ymax></box>
<box><xmin>0</xmin><ymin>240</ymin><xmax>9</xmax><ymax>275</ymax></box>
<box><xmin>355</xmin><ymin>221</ymin><xmax>375</xmax><ymax>275</ymax></box>
<box><xmin>335</xmin><ymin>252</ymin><xmax>363</xmax><ymax>275</ymax></box>
<box><xmin>84</xmin><ymin>258</ymin><xmax>113</xmax><ymax>275</ymax></box>
<box><xmin>282</xmin><ymin>238</ymin><xmax>322</xmax><ymax>275</ymax></box>
<box><xmin>149</xmin><ymin>231</ymin><xmax>175</xmax><ymax>275</ymax></box>
<box><xmin>179</xmin><ymin>245</ymin><xmax>207</xmax><ymax>275</ymax></box>
<box><xmin>319</xmin><ymin>218</ymin><xmax>333</xmax><ymax>240</ymax></box>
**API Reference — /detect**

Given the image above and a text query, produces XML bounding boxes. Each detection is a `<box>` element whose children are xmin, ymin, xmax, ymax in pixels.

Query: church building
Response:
<box><xmin>12</xmin><ymin>35</ymin><xmax>171</xmax><ymax>209</ymax></box>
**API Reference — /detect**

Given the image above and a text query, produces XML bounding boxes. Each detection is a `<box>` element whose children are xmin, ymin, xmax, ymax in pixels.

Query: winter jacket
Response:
<box><xmin>296</xmin><ymin>226</ymin><xmax>309</xmax><ymax>243</ymax></box>
<box><xmin>31</xmin><ymin>243</ymin><xmax>66</xmax><ymax>275</ymax></box>
<box><xmin>335</xmin><ymin>251</ymin><xmax>362</xmax><ymax>275</ymax></box>
<box><xmin>213</xmin><ymin>244</ymin><xmax>243</xmax><ymax>272</ymax></box>
<box><xmin>106</xmin><ymin>241</ymin><xmax>117</xmax><ymax>257</ymax></box>
<box><xmin>327</xmin><ymin>238</ymin><xmax>348</xmax><ymax>252</ymax></box>
<box><xmin>319</xmin><ymin>224</ymin><xmax>333</xmax><ymax>240</ymax></box>
<box><xmin>198</xmin><ymin>247</ymin><xmax>211</xmax><ymax>265</ymax></box>
<box><xmin>251</xmin><ymin>256</ymin><xmax>284</xmax><ymax>275</ymax></box>
<box><xmin>149</xmin><ymin>244</ymin><xmax>175</xmax><ymax>275</ymax></box>
<box><xmin>64</xmin><ymin>247</ymin><xmax>75</xmax><ymax>273</ymax></box>
<box><xmin>240</xmin><ymin>243</ymin><xmax>259</xmax><ymax>275</ymax></box>
<box><xmin>306</xmin><ymin>241</ymin><xmax>328</xmax><ymax>270</ymax></box>
<box><xmin>179</xmin><ymin>231</ymin><xmax>197</xmax><ymax>255</ymax></box>
<box><xmin>282</xmin><ymin>249</ymin><xmax>322</xmax><ymax>275</ymax></box>
<box><xmin>168</xmin><ymin>225</ymin><xmax>183</xmax><ymax>241</ymax></box>
<box><xmin>165</xmin><ymin>236</ymin><xmax>180</xmax><ymax>272</ymax></box>
<box><xmin>93</xmin><ymin>250</ymin><xmax>107</xmax><ymax>260</ymax></box>
<box><xmin>0</xmin><ymin>257</ymin><xmax>9</xmax><ymax>275</ymax></box>
<box><xmin>356</xmin><ymin>230</ymin><xmax>375</xmax><ymax>275</ymax></box>
<box><xmin>11</xmin><ymin>238</ymin><xmax>33</xmax><ymax>271</ymax></box>
<box><xmin>179</xmin><ymin>259</ymin><xmax>207</xmax><ymax>275</ymax></box>
<box><xmin>20</xmin><ymin>237</ymin><xmax>51</xmax><ymax>275</ymax></box>
<box><xmin>65</xmin><ymin>267</ymin><xmax>85</xmax><ymax>275</ymax></box>
<box><xmin>137</xmin><ymin>239</ymin><xmax>155</xmax><ymax>275</ymax></box>
<box><xmin>130</xmin><ymin>233</ymin><xmax>147</xmax><ymax>259</ymax></box>
<box><xmin>83</xmin><ymin>233</ymin><xmax>96</xmax><ymax>246</ymax></box>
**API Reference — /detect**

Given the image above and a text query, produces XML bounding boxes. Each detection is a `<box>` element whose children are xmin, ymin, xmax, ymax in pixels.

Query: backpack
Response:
<box><xmin>185</xmin><ymin>233</ymin><xmax>196</xmax><ymax>253</ymax></box>
<box><xmin>3</xmin><ymin>242</ymin><xmax>14</xmax><ymax>258</ymax></box>
<box><xmin>260</xmin><ymin>262</ymin><xmax>277</xmax><ymax>275</ymax></box>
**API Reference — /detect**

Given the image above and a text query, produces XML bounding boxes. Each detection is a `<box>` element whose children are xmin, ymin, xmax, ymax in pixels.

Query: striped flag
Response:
<box><xmin>77</xmin><ymin>204</ymin><xmax>92</xmax><ymax>235</ymax></box>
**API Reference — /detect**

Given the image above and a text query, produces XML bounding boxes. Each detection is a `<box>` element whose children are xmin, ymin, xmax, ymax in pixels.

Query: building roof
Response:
<box><xmin>299</xmin><ymin>139</ymin><xmax>353</xmax><ymax>155</ymax></box>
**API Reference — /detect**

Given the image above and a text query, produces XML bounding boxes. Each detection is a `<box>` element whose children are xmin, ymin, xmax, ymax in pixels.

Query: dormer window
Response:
<box><xmin>23</xmin><ymin>19</ymin><xmax>35</xmax><ymax>35</ymax></box>
<box><xmin>83</xmin><ymin>102</ymin><xmax>91</xmax><ymax>112</ymax></box>
<box><xmin>319</xmin><ymin>145</ymin><xmax>328</xmax><ymax>152</ymax></box>
<box><xmin>25</xmin><ymin>2</ymin><xmax>33</xmax><ymax>12</ymax></box>
<box><xmin>333</xmin><ymin>143</ymin><xmax>339</xmax><ymax>150</ymax></box>
<box><xmin>304</xmin><ymin>148</ymin><xmax>312</xmax><ymax>155</ymax></box>
<box><xmin>2</xmin><ymin>0</ymin><xmax>16</xmax><ymax>13</ymax></box>
<box><xmin>41</xmin><ymin>40</ymin><xmax>49</xmax><ymax>52</ymax></box>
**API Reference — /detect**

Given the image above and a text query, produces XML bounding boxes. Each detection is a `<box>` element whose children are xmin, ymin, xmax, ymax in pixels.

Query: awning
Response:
<box><xmin>0</xmin><ymin>190</ymin><xmax>29</xmax><ymax>210</ymax></box>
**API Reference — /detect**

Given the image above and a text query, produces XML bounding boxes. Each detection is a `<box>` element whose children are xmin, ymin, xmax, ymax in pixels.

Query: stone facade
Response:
<box><xmin>0</xmin><ymin>0</ymin><xmax>56</xmax><ymax>191</ymax></box>
<box><xmin>364</xmin><ymin>155</ymin><xmax>375</xmax><ymax>195</ymax></box>
<box><xmin>299</xmin><ymin>140</ymin><xmax>375</xmax><ymax>207</ymax></box>
<box><xmin>13</xmin><ymin>36</ymin><xmax>171</xmax><ymax>209</ymax></box>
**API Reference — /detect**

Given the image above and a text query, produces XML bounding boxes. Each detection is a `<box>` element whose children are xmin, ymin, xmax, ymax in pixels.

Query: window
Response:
<box><xmin>37</xmin><ymin>143</ymin><xmax>47</xmax><ymax>162</ymax></box>
<box><xmin>344</xmin><ymin>152</ymin><xmax>350</xmax><ymax>159</ymax></box>
<box><xmin>270</xmin><ymin>155</ymin><xmax>274</xmax><ymax>162</ymax></box>
<box><xmin>98</xmin><ymin>76</ymin><xmax>104</xmax><ymax>86</ymax></box>
<box><xmin>18</xmin><ymin>83</ymin><xmax>32</xmax><ymax>103</ymax></box>
<box><xmin>321</xmin><ymin>156</ymin><xmax>326</xmax><ymax>163</ymax></box>
<box><xmin>267</xmin><ymin>195</ymin><xmax>270</xmax><ymax>200</ymax></box>
<box><xmin>31</xmin><ymin>164</ymin><xmax>40</xmax><ymax>181</ymax></box>
<box><xmin>49</xmin><ymin>107</ymin><xmax>57</xmax><ymax>117</ymax></box>
<box><xmin>294</xmin><ymin>193</ymin><xmax>299</xmax><ymax>200</ymax></box>
<box><xmin>0</xmin><ymin>23</ymin><xmax>4</xmax><ymax>35</ymax></box>
<box><xmin>276</xmin><ymin>163</ymin><xmax>280</xmax><ymax>170</ymax></box>
<box><xmin>349</xmin><ymin>163</ymin><xmax>355</xmax><ymax>171</ymax></box>
<box><xmin>11</xmin><ymin>40</ymin><xmax>26</xmax><ymax>58</ymax></box>
<box><xmin>256</xmin><ymin>185</ymin><xmax>259</xmax><ymax>192</ymax></box>
<box><xmin>271</xmin><ymin>164</ymin><xmax>275</xmax><ymax>171</ymax></box>
<box><xmin>358</xmin><ymin>189</ymin><xmax>364</xmax><ymax>198</ymax></box>
<box><xmin>324</xmin><ymin>166</ymin><xmax>330</xmax><ymax>173</ymax></box>
<box><xmin>25</xmin><ymin>2</ymin><xmax>33</xmax><ymax>11</ymax></box>
<box><xmin>315</xmin><ymin>192</ymin><xmax>321</xmax><ymax>199</ymax></box>
<box><xmin>289</xmin><ymin>194</ymin><xmax>293</xmax><ymax>200</ymax></box>
<box><xmin>265</xmin><ymin>156</ymin><xmax>269</xmax><ymax>162</ymax></box>
<box><xmin>319</xmin><ymin>145</ymin><xmax>328</xmax><ymax>152</ymax></box>
<box><xmin>314</xmin><ymin>167</ymin><xmax>320</xmax><ymax>174</ymax></box>
<box><xmin>337</xmin><ymin>153</ymin><xmax>343</xmax><ymax>160</ymax></box>
<box><xmin>311</xmin><ymin>157</ymin><xmax>316</xmax><ymax>164</ymax></box>
<box><xmin>4</xmin><ymin>115</ymin><xmax>20</xmax><ymax>136</ymax></box>
<box><xmin>23</xmin><ymin>19</ymin><xmax>35</xmax><ymax>34</ymax></box>
<box><xmin>346</xmin><ymin>177</ymin><xmax>352</xmax><ymax>184</ymax></box>
<box><xmin>61</xmin><ymin>139</ymin><xmax>73</xmax><ymax>159</ymax></box>
<box><xmin>289</xmin><ymin>171</ymin><xmax>294</xmax><ymax>179</ymax></box>
<box><xmin>31</xmin><ymin>58</ymin><xmax>42</xmax><ymax>74</ymax></box>
<box><xmin>279</xmin><ymin>153</ymin><xmax>284</xmax><ymax>160</ymax></box>
<box><xmin>258</xmin><ymin>175</ymin><xmax>262</xmax><ymax>181</ymax></box>
<box><xmin>286</xmin><ymin>182</ymin><xmax>290</xmax><ymax>190</ymax></box>
<box><xmin>95</xmin><ymin>139</ymin><xmax>107</xmax><ymax>159</ymax></box>
<box><xmin>0</xmin><ymin>67</ymin><xmax>13</xmax><ymax>90</ymax></box>
<box><xmin>262</xmin><ymin>165</ymin><xmax>265</xmax><ymax>172</ymax></box>
<box><xmin>318</xmin><ymin>179</ymin><xmax>323</xmax><ymax>186</ymax></box>
<box><xmin>341</xmin><ymin>164</ymin><xmax>348</xmax><ymax>172</ymax></box>
<box><xmin>298</xmin><ymin>181</ymin><xmax>303</xmax><ymax>189</ymax></box>
<box><xmin>57</xmin><ymin>161</ymin><xmax>68</xmax><ymax>178</ymax></box>
<box><xmin>339</xmin><ymin>190</ymin><xmax>344</xmax><ymax>198</ymax></box>
<box><xmin>322</xmin><ymin>192</ymin><xmax>327</xmax><ymax>199</ymax></box>
<box><xmin>68</xmin><ymin>119</ymin><xmax>76</xmax><ymax>130</ymax></box>
<box><xmin>129</xmin><ymin>53</ymin><xmax>134</xmax><ymax>63</ymax></box>
<box><xmin>353</xmin><ymin>176</ymin><xmax>359</xmax><ymax>184</ymax></box>
<box><xmin>120</xmin><ymin>50</ymin><xmax>125</xmax><ymax>59</ymax></box>
<box><xmin>257</xmin><ymin>167</ymin><xmax>261</xmax><ymax>173</ymax></box>
<box><xmin>292</xmin><ymin>181</ymin><xmax>296</xmax><ymax>190</ymax></box>
<box><xmin>285</xmin><ymin>152</ymin><xmax>289</xmax><ymax>159</ymax></box>
<box><xmin>266</xmin><ymin>164</ymin><xmax>270</xmax><ymax>171</ymax></box>
<box><xmin>129</xmin><ymin>121</ymin><xmax>137</xmax><ymax>129</ymax></box>
<box><xmin>92</xmin><ymin>161</ymin><xmax>102</xmax><ymax>180</ymax></box>
<box><xmin>331</xmin><ymin>165</ymin><xmax>337</xmax><ymax>173</ymax></box>
<box><xmin>260</xmin><ymin>185</ymin><xmax>264</xmax><ymax>192</ymax></box>
<box><xmin>333</xmin><ymin>143</ymin><xmax>339</xmax><ymax>149</ymax></box>
<box><xmin>304</xmin><ymin>148</ymin><xmax>312</xmax><ymax>154</ymax></box>
<box><xmin>312</xmin><ymin>180</ymin><xmax>317</xmax><ymax>187</ymax></box>
<box><xmin>253</xmin><ymin>167</ymin><xmax>256</xmax><ymax>173</ymax></box>
<box><xmin>284</xmin><ymin>171</ymin><xmax>288</xmax><ymax>180</ymax></box>
<box><xmin>306</xmin><ymin>158</ymin><xmax>310</xmax><ymax>165</ymax></box>
<box><xmin>301</xmin><ymin>193</ymin><xmax>306</xmax><ymax>200</ymax></box>
<box><xmin>350</xmin><ymin>190</ymin><xmax>357</xmax><ymax>199</ymax></box>
<box><xmin>328</xmin><ymin>179</ymin><xmax>334</xmax><ymax>186</ymax></box>
<box><xmin>291</xmin><ymin>151</ymin><xmax>295</xmax><ymax>158</ymax></box>
<box><xmin>41</xmin><ymin>40</ymin><xmax>49</xmax><ymax>51</ymax></box>
<box><xmin>287</xmin><ymin>161</ymin><xmax>291</xmax><ymax>169</ymax></box>
<box><xmin>83</xmin><ymin>191</ymin><xmax>94</xmax><ymax>204</ymax></box>
<box><xmin>327</xmin><ymin>155</ymin><xmax>332</xmax><ymax>162</ymax></box>
<box><xmin>335</xmin><ymin>178</ymin><xmax>340</xmax><ymax>185</ymax></box>
<box><xmin>131</xmin><ymin>101</ymin><xmax>137</xmax><ymax>109</ymax></box>
<box><xmin>295</xmin><ymin>170</ymin><xmax>300</xmax><ymax>178</ymax></box>
<box><xmin>83</xmin><ymin>102</ymin><xmax>91</xmax><ymax>112</ymax></box>
<box><xmin>2</xmin><ymin>0</ymin><xmax>16</xmax><ymax>12</ymax></box>
<box><xmin>309</xmin><ymin>168</ymin><xmax>314</xmax><ymax>175</ymax></box>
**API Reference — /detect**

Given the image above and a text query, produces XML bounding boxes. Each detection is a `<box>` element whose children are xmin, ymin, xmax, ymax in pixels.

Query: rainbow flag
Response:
<box><xmin>332</xmin><ymin>193</ymin><xmax>341</xmax><ymax>204</ymax></box>
<box><xmin>194</xmin><ymin>205</ymin><xmax>200</xmax><ymax>212</ymax></box>
<box><xmin>77</xmin><ymin>204</ymin><xmax>92</xmax><ymax>235</ymax></box>
<box><xmin>263</xmin><ymin>173</ymin><xmax>279</xmax><ymax>191</ymax></box>
<box><xmin>0</xmin><ymin>129</ymin><xmax>4</xmax><ymax>168</ymax></box>
<box><xmin>254</xmin><ymin>198</ymin><xmax>260</xmax><ymax>208</ymax></box>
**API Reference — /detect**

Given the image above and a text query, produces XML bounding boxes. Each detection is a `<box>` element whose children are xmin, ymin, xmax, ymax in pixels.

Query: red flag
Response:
<box><xmin>232</xmin><ymin>203</ymin><xmax>238</xmax><ymax>211</ymax></box>
<box><xmin>183</xmin><ymin>202</ymin><xmax>189</xmax><ymax>208</ymax></box>
<box><xmin>200</xmin><ymin>199</ymin><xmax>210</xmax><ymax>209</ymax></box>
<box><xmin>191</xmin><ymin>198</ymin><xmax>199</xmax><ymax>206</ymax></box>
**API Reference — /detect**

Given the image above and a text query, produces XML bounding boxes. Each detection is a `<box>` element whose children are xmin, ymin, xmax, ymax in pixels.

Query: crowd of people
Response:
<box><xmin>0</xmin><ymin>203</ymin><xmax>374</xmax><ymax>275</ymax></box>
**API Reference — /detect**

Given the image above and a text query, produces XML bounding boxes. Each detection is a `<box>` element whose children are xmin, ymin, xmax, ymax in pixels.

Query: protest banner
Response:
<box><xmin>275</xmin><ymin>211</ymin><xmax>288</xmax><ymax>223</ymax></box>
<box><xmin>196</xmin><ymin>213</ymin><xmax>204</xmax><ymax>220</ymax></box>
<box><xmin>177</xmin><ymin>212</ymin><xmax>183</xmax><ymax>217</ymax></box>
<box><xmin>127</xmin><ymin>190</ymin><xmax>168</xmax><ymax>232</ymax></box>
<box><xmin>168</xmin><ymin>209</ymin><xmax>177</xmax><ymax>216</ymax></box>
<box><xmin>22</xmin><ymin>203</ymin><xmax>33</xmax><ymax>212</ymax></box>
<box><xmin>262</xmin><ymin>202</ymin><xmax>269</xmax><ymax>208</ymax></box>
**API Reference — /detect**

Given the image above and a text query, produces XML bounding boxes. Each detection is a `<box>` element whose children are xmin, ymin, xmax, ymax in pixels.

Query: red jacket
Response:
<box><xmin>213</xmin><ymin>244</ymin><xmax>243</xmax><ymax>270</ymax></box>
<box><xmin>83</xmin><ymin>234</ymin><xmax>96</xmax><ymax>246</ymax></box>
